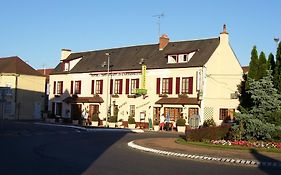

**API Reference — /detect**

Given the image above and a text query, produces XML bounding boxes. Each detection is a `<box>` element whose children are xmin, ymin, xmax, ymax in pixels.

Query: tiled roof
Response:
<box><xmin>0</xmin><ymin>56</ymin><xmax>43</xmax><ymax>76</ymax></box>
<box><xmin>52</xmin><ymin>37</ymin><xmax>220</xmax><ymax>74</ymax></box>
<box><xmin>155</xmin><ymin>97</ymin><xmax>199</xmax><ymax>105</ymax></box>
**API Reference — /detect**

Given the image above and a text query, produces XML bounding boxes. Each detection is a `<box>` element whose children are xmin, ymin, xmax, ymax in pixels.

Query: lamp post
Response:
<box><xmin>105</xmin><ymin>52</ymin><xmax>110</xmax><ymax>126</ymax></box>
<box><xmin>274</xmin><ymin>37</ymin><xmax>279</xmax><ymax>49</ymax></box>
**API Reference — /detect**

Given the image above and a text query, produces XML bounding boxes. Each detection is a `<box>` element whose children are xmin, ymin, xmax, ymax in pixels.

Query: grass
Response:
<box><xmin>176</xmin><ymin>138</ymin><xmax>281</xmax><ymax>154</ymax></box>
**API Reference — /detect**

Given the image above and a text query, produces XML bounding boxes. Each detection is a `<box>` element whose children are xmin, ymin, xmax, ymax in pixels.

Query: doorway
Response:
<box><xmin>89</xmin><ymin>104</ymin><xmax>99</xmax><ymax>120</ymax></box>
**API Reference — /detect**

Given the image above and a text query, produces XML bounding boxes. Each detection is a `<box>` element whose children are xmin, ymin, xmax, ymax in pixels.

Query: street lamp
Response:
<box><xmin>105</xmin><ymin>52</ymin><xmax>110</xmax><ymax>126</ymax></box>
<box><xmin>274</xmin><ymin>37</ymin><xmax>279</xmax><ymax>48</ymax></box>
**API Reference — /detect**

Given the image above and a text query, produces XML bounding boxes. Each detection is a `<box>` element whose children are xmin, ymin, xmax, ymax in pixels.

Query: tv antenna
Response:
<box><xmin>153</xmin><ymin>13</ymin><xmax>164</xmax><ymax>38</ymax></box>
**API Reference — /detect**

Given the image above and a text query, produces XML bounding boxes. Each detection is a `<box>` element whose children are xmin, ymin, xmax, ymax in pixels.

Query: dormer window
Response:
<box><xmin>167</xmin><ymin>51</ymin><xmax>196</xmax><ymax>64</ymax></box>
<box><xmin>64</xmin><ymin>62</ymin><xmax>70</xmax><ymax>71</ymax></box>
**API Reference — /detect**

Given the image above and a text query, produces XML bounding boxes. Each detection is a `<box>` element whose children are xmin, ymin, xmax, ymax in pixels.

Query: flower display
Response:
<box><xmin>210</xmin><ymin>140</ymin><xmax>281</xmax><ymax>149</ymax></box>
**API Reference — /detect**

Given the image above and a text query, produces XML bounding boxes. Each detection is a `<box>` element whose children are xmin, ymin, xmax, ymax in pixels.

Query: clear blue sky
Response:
<box><xmin>0</xmin><ymin>0</ymin><xmax>280</xmax><ymax>69</ymax></box>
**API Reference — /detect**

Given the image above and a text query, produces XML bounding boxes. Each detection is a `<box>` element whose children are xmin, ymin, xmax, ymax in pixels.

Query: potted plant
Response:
<box><xmin>91</xmin><ymin>113</ymin><xmax>99</xmax><ymax>127</ymax></box>
<box><xmin>108</xmin><ymin>116</ymin><xmax>117</xmax><ymax>128</ymax></box>
<box><xmin>153</xmin><ymin>120</ymin><xmax>160</xmax><ymax>131</ymax></box>
<box><xmin>117</xmin><ymin>119</ymin><xmax>123</xmax><ymax>128</ymax></box>
<box><xmin>128</xmin><ymin>116</ymin><xmax>136</xmax><ymax>129</ymax></box>
<box><xmin>176</xmin><ymin>118</ymin><xmax>186</xmax><ymax>132</ymax></box>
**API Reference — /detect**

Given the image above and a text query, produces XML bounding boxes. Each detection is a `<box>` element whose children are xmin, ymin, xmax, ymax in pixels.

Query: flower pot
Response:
<box><xmin>91</xmin><ymin>121</ymin><xmax>99</xmax><ymax>127</ymax></box>
<box><xmin>108</xmin><ymin>122</ymin><xmax>116</xmax><ymax>128</ymax></box>
<box><xmin>153</xmin><ymin>125</ymin><xmax>159</xmax><ymax>131</ymax></box>
<box><xmin>177</xmin><ymin>126</ymin><xmax>186</xmax><ymax>133</ymax></box>
<box><xmin>128</xmin><ymin>124</ymin><xmax>136</xmax><ymax>129</ymax></box>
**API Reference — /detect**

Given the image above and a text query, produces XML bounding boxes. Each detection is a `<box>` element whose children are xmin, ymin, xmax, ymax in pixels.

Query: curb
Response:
<box><xmin>128</xmin><ymin>141</ymin><xmax>281</xmax><ymax>167</ymax></box>
<box><xmin>34</xmin><ymin>122</ymin><xmax>144</xmax><ymax>133</ymax></box>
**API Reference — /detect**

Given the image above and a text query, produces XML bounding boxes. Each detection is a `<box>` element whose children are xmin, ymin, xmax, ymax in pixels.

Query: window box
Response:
<box><xmin>112</xmin><ymin>94</ymin><xmax>119</xmax><ymax>98</ymax></box>
<box><xmin>159</xmin><ymin>93</ymin><xmax>168</xmax><ymax>97</ymax></box>
<box><xmin>136</xmin><ymin>88</ymin><xmax>147</xmax><ymax>95</ymax></box>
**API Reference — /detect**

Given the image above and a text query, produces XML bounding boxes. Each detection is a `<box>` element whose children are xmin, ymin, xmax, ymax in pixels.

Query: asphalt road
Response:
<box><xmin>0</xmin><ymin>120</ymin><xmax>280</xmax><ymax>175</ymax></box>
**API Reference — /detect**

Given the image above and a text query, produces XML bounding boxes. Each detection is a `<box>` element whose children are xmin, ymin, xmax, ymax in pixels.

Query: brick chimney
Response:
<box><xmin>159</xmin><ymin>34</ymin><xmax>169</xmax><ymax>50</ymax></box>
<box><xmin>60</xmin><ymin>49</ymin><xmax>71</xmax><ymax>61</ymax></box>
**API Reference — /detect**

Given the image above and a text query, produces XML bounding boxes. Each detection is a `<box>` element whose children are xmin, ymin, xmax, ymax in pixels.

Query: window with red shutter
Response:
<box><xmin>53</xmin><ymin>81</ymin><xmax>56</xmax><ymax>94</ymax></box>
<box><xmin>188</xmin><ymin>77</ymin><xmax>193</xmax><ymax>94</ymax></box>
<box><xmin>110</xmin><ymin>79</ymin><xmax>113</xmax><ymax>94</ymax></box>
<box><xmin>126</xmin><ymin>79</ymin><xmax>130</xmax><ymax>94</ymax></box>
<box><xmin>156</xmin><ymin>78</ymin><xmax>160</xmax><ymax>94</ymax></box>
<box><xmin>91</xmin><ymin>80</ymin><xmax>95</xmax><ymax>94</ymax></box>
<box><xmin>70</xmin><ymin>81</ymin><xmax>73</xmax><ymax>94</ymax></box>
<box><xmin>96</xmin><ymin>80</ymin><xmax>103</xmax><ymax>94</ymax></box>
<box><xmin>136</xmin><ymin>79</ymin><xmax>139</xmax><ymax>88</ymax></box>
<box><xmin>176</xmin><ymin>77</ymin><xmax>180</xmax><ymax>94</ymax></box>
<box><xmin>119</xmin><ymin>79</ymin><xmax>123</xmax><ymax>94</ymax></box>
<box><xmin>100</xmin><ymin>80</ymin><xmax>103</xmax><ymax>94</ymax></box>
<box><xmin>168</xmin><ymin>78</ymin><xmax>173</xmax><ymax>94</ymax></box>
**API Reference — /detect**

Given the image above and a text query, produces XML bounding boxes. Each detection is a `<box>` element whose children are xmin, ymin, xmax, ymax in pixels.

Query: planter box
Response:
<box><xmin>108</xmin><ymin>122</ymin><xmax>116</xmax><ymax>128</ymax></box>
<box><xmin>153</xmin><ymin>125</ymin><xmax>159</xmax><ymax>131</ymax></box>
<box><xmin>177</xmin><ymin>126</ymin><xmax>186</xmax><ymax>133</ymax></box>
<box><xmin>72</xmin><ymin>120</ymin><xmax>79</xmax><ymax>125</ymax></box>
<box><xmin>117</xmin><ymin>121</ymin><xmax>123</xmax><ymax>127</ymax></box>
<box><xmin>128</xmin><ymin>124</ymin><xmax>136</xmax><ymax>129</ymax></box>
<box><xmin>102</xmin><ymin>121</ymin><xmax>107</xmax><ymax>126</ymax></box>
<box><xmin>91</xmin><ymin>121</ymin><xmax>99</xmax><ymax>127</ymax></box>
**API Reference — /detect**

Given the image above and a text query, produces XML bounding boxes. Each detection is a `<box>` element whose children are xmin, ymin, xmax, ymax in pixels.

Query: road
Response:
<box><xmin>0</xmin><ymin>120</ymin><xmax>280</xmax><ymax>175</ymax></box>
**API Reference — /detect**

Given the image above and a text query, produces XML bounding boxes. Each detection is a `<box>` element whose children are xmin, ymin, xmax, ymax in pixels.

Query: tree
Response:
<box><xmin>248</xmin><ymin>46</ymin><xmax>259</xmax><ymax>80</ymax></box>
<box><xmin>267</xmin><ymin>53</ymin><xmax>275</xmax><ymax>73</ymax></box>
<box><xmin>274</xmin><ymin>42</ymin><xmax>281</xmax><ymax>92</ymax></box>
<box><xmin>237</xmin><ymin>74</ymin><xmax>253</xmax><ymax>111</ymax></box>
<box><xmin>256</xmin><ymin>51</ymin><xmax>267</xmax><ymax>79</ymax></box>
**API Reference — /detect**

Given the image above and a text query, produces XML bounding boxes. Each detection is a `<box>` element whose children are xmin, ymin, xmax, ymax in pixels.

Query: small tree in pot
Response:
<box><xmin>176</xmin><ymin>118</ymin><xmax>186</xmax><ymax>133</ymax></box>
<box><xmin>128</xmin><ymin>116</ymin><xmax>136</xmax><ymax>129</ymax></box>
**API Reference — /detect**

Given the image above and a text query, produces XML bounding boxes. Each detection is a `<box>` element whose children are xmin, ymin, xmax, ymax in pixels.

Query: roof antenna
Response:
<box><xmin>153</xmin><ymin>13</ymin><xmax>164</xmax><ymax>38</ymax></box>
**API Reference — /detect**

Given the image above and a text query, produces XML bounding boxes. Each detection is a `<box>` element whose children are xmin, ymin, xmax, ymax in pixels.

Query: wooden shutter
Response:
<box><xmin>188</xmin><ymin>77</ymin><xmax>193</xmax><ymax>94</ymax></box>
<box><xmin>176</xmin><ymin>77</ymin><xmax>180</xmax><ymax>94</ymax></box>
<box><xmin>53</xmin><ymin>81</ymin><xmax>56</xmax><ymax>94</ymax></box>
<box><xmin>91</xmin><ymin>80</ymin><xmax>95</xmax><ymax>94</ymax></box>
<box><xmin>136</xmin><ymin>79</ymin><xmax>140</xmax><ymax>88</ymax></box>
<box><xmin>119</xmin><ymin>79</ymin><xmax>123</xmax><ymax>94</ymax></box>
<box><xmin>100</xmin><ymin>80</ymin><xmax>103</xmax><ymax>94</ymax></box>
<box><xmin>156</xmin><ymin>78</ymin><xmax>160</xmax><ymax>94</ymax></box>
<box><xmin>60</xmin><ymin>82</ymin><xmax>63</xmax><ymax>94</ymax></box>
<box><xmin>168</xmin><ymin>78</ymin><xmax>173</xmax><ymax>94</ymax></box>
<box><xmin>110</xmin><ymin>79</ymin><xmax>113</xmax><ymax>94</ymax></box>
<box><xmin>126</xmin><ymin>79</ymin><xmax>130</xmax><ymax>94</ymax></box>
<box><xmin>70</xmin><ymin>81</ymin><xmax>73</xmax><ymax>94</ymax></box>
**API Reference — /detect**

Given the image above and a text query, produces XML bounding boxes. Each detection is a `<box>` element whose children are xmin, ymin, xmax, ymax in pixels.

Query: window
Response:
<box><xmin>178</xmin><ymin>54</ymin><xmax>188</xmax><ymax>63</ymax></box>
<box><xmin>114</xmin><ymin>79</ymin><xmax>122</xmax><ymax>94</ymax></box>
<box><xmin>129</xmin><ymin>105</ymin><xmax>135</xmax><ymax>117</ymax></box>
<box><xmin>74</xmin><ymin>81</ymin><xmax>81</xmax><ymax>94</ymax></box>
<box><xmin>219</xmin><ymin>108</ymin><xmax>235</xmax><ymax>121</ymax></box>
<box><xmin>56</xmin><ymin>102</ymin><xmax>62</xmax><ymax>116</ymax></box>
<box><xmin>131</xmin><ymin>79</ymin><xmax>138</xmax><ymax>94</ymax></box>
<box><xmin>167</xmin><ymin>52</ymin><xmax>196</xmax><ymax>64</ymax></box>
<box><xmin>96</xmin><ymin>80</ymin><xmax>103</xmax><ymax>94</ymax></box>
<box><xmin>168</xmin><ymin>55</ymin><xmax>178</xmax><ymax>63</ymax></box>
<box><xmin>64</xmin><ymin>62</ymin><xmax>70</xmax><ymax>71</ymax></box>
<box><xmin>182</xmin><ymin>78</ymin><xmax>189</xmax><ymax>94</ymax></box>
<box><xmin>162</xmin><ymin>78</ymin><xmax>169</xmax><ymax>94</ymax></box>
<box><xmin>57</xmin><ymin>81</ymin><xmax>63</xmax><ymax>94</ymax></box>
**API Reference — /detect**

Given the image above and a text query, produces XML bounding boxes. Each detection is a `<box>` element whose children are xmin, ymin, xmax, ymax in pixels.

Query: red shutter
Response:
<box><xmin>119</xmin><ymin>79</ymin><xmax>123</xmax><ymax>94</ymax></box>
<box><xmin>60</xmin><ymin>81</ymin><xmax>63</xmax><ymax>94</ymax></box>
<box><xmin>91</xmin><ymin>80</ymin><xmax>95</xmax><ymax>94</ymax></box>
<box><xmin>53</xmin><ymin>81</ymin><xmax>56</xmax><ymax>94</ymax></box>
<box><xmin>188</xmin><ymin>77</ymin><xmax>193</xmax><ymax>94</ymax></box>
<box><xmin>70</xmin><ymin>81</ymin><xmax>73</xmax><ymax>94</ymax></box>
<box><xmin>136</xmin><ymin>79</ymin><xmax>140</xmax><ymax>88</ymax></box>
<box><xmin>78</xmin><ymin>81</ymin><xmax>81</xmax><ymax>94</ymax></box>
<box><xmin>176</xmin><ymin>77</ymin><xmax>180</xmax><ymax>94</ymax></box>
<box><xmin>126</xmin><ymin>79</ymin><xmax>130</xmax><ymax>94</ymax></box>
<box><xmin>168</xmin><ymin>78</ymin><xmax>173</xmax><ymax>94</ymax></box>
<box><xmin>110</xmin><ymin>79</ymin><xmax>113</xmax><ymax>94</ymax></box>
<box><xmin>100</xmin><ymin>80</ymin><xmax>103</xmax><ymax>94</ymax></box>
<box><xmin>156</xmin><ymin>78</ymin><xmax>160</xmax><ymax>94</ymax></box>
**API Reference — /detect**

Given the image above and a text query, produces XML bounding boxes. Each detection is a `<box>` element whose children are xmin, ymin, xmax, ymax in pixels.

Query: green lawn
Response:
<box><xmin>176</xmin><ymin>138</ymin><xmax>281</xmax><ymax>154</ymax></box>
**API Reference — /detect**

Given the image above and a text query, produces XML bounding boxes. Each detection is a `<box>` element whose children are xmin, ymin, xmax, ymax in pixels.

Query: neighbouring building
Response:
<box><xmin>0</xmin><ymin>56</ymin><xmax>46</xmax><ymax>120</ymax></box>
<box><xmin>49</xmin><ymin>25</ymin><xmax>243</xmax><ymax>127</ymax></box>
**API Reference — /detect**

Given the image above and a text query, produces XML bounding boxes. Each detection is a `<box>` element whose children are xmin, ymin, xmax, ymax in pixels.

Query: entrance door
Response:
<box><xmin>71</xmin><ymin>104</ymin><xmax>82</xmax><ymax>120</ymax></box>
<box><xmin>89</xmin><ymin>104</ymin><xmax>99</xmax><ymax>120</ymax></box>
<box><xmin>153</xmin><ymin>107</ymin><xmax>160</xmax><ymax>123</ymax></box>
<box><xmin>164</xmin><ymin>107</ymin><xmax>182</xmax><ymax>122</ymax></box>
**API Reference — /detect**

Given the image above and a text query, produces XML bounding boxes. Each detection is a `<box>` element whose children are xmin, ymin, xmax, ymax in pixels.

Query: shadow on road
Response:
<box><xmin>250</xmin><ymin>148</ymin><xmax>281</xmax><ymax>175</ymax></box>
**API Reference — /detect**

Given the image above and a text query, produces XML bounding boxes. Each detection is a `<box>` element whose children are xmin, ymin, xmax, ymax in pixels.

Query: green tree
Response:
<box><xmin>274</xmin><ymin>42</ymin><xmax>281</xmax><ymax>92</ymax></box>
<box><xmin>256</xmin><ymin>51</ymin><xmax>267</xmax><ymax>79</ymax></box>
<box><xmin>248</xmin><ymin>46</ymin><xmax>259</xmax><ymax>80</ymax></box>
<box><xmin>237</xmin><ymin>74</ymin><xmax>253</xmax><ymax>111</ymax></box>
<box><xmin>267</xmin><ymin>53</ymin><xmax>275</xmax><ymax>73</ymax></box>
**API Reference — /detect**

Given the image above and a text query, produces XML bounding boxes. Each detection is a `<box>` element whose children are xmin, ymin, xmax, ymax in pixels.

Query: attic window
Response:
<box><xmin>167</xmin><ymin>51</ymin><xmax>196</xmax><ymax>64</ymax></box>
<box><xmin>64</xmin><ymin>62</ymin><xmax>70</xmax><ymax>71</ymax></box>
<box><xmin>168</xmin><ymin>55</ymin><xmax>178</xmax><ymax>63</ymax></box>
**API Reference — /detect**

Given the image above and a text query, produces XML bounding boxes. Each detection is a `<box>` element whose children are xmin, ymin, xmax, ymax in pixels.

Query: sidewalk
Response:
<box><xmin>130</xmin><ymin>138</ymin><xmax>281</xmax><ymax>167</ymax></box>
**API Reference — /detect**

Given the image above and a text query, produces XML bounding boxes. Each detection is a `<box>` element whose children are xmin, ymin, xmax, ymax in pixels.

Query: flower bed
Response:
<box><xmin>210</xmin><ymin>140</ymin><xmax>281</xmax><ymax>149</ymax></box>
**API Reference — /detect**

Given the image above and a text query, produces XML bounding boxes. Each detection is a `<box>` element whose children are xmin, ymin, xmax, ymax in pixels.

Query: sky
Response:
<box><xmin>0</xmin><ymin>0</ymin><xmax>280</xmax><ymax>69</ymax></box>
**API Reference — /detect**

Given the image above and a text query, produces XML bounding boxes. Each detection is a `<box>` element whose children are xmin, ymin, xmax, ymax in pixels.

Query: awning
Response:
<box><xmin>155</xmin><ymin>97</ymin><xmax>199</xmax><ymax>105</ymax></box>
<box><xmin>63</xmin><ymin>96</ymin><xmax>104</xmax><ymax>104</ymax></box>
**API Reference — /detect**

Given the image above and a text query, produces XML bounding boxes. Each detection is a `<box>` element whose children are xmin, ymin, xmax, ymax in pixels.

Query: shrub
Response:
<box><xmin>203</xmin><ymin>118</ymin><xmax>216</xmax><ymax>127</ymax></box>
<box><xmin>92</xmin><ymin>114</ymin><xmax>99</xmax><ymax>121</ymax></box>
<box><xmin>108</xmin><ymin>116</ymin><xmax>117</xmax><ymax>123</ymax></box>
<box><xmin>176</xmin><ymin>118</ymin><xmax>186</xmax><ymax>126</ymax></box>
<box><xmin>186</xmin><ymin>126</ymin><xmax>231</xmax><ymax>142</ymax></box>
<box><xmin>128</xmin><ymin>116</ymin><xmax>136</xmax><ymax>124</ymax></box>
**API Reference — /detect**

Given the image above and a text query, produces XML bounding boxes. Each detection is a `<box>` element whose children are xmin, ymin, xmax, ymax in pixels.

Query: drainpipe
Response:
<box><xmin>14</xmin><ymin>74</ymin><xmax>20</xmax><ymax>120</ymax></box>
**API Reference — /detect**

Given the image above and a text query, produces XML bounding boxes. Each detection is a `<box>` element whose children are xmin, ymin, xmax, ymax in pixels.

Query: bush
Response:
<box><xmin>128</xmin><ymin>116</ymin><xmax>136</xmax><ymax>124</ymax></box>
<box><xmin>203</xmin><ymin>118</ymin><xmax>216</xmax><ymax>127</ymax></box>
<box><xmin>108</xmin><ymin>116</ymin><xmax>117</xmax><ymax>123</ymax></box>
<box><xmin>92</xmin><ymin>114</ymin><xmax>99</xmax><ymax>121</ymax></box>
<box><xmin>186</xmin><ymin>126</ymin><xmax>231</xmax><ymax>142</ymax></box>
<box><xmin>176</xmin><ymin>118</ymin><xmax>186</xmax><ymax>126</ymax></box>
